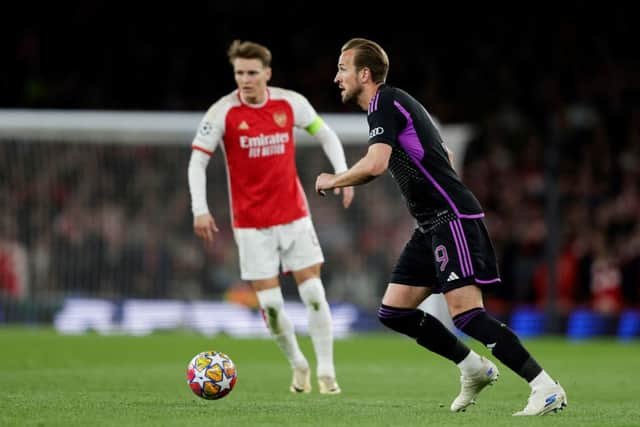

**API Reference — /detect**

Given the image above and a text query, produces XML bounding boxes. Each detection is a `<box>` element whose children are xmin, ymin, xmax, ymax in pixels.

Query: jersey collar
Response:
<box><xmin>237</xmin><ymin>88</ymin><xmax>270</xmax><ymax>109</ymax></box>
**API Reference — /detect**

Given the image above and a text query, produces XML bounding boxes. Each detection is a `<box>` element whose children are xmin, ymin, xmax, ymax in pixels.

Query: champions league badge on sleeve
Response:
<box><xmin>199</xmin><ymin>121</ymin><xmax>212</xmax><ymax>136</ymax></box>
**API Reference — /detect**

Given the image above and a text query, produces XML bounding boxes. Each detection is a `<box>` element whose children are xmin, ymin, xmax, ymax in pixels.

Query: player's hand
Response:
<box><xmin>194</xmin><ymin>213</ymin><xmax>219</xmax><ymax>244</ymax></box>
<box><xmin>315</xmin><ymin>173</ymin><xmax>335</xmax><ymax>196</ymax></box>
<box><xmin>336</xmin><ymin>186</ymin><xmax>354</xmax><ymax>208</ymax></box>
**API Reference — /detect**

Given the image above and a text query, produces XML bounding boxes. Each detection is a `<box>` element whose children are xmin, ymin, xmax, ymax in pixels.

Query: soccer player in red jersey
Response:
<box><xmin>188</xmin><ymin>40</ymin><xmax>353</xmax><ymax>395</ymax></box>
<box><xmin>316</xmin><ymin>38</ymin><xmax>567</xmax><ymax>415</ymax></box>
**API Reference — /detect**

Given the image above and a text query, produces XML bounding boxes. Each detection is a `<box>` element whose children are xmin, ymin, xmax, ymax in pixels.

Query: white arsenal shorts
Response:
<box><xmin>233</xmin><ymin>216</ymin><xmax>324</xmax><ymax>280</ymax></box>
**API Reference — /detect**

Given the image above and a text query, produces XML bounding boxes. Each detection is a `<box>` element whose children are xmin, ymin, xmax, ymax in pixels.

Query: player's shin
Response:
<box><xmin>298</xmin><ymin>278</ymin><xmax>335</xmax><ymax>378</ymax></box>
<box><xmin>453</xmin><ymin>308</ymin><xmax>543</xmax><ymax>382</ymax></box>
<box><xmin>256</xmin><ymin>287</ymin><xmax>309</xmax><ymax>370</ymax></box>
<box><xmin>378</xmin><ymin>305</ymin><xmax>470</xmax><ymax>363</ymax></box>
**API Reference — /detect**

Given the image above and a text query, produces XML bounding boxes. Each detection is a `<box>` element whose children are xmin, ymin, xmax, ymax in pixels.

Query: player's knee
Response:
<box><xmin>259</xmin><ymin>302</ymin><xmax>284</xmax><ymax>334</ymax></box>
<box><xmin>298</xmin><ymin>278</ymin><xmax>329</xmax><ymax>312</ymax></box>
<box><xmin>255</xmin><ymin>288</ymin><xmax>287</xmax><ymax>335</ymax></box>
<box><xmin>445</xmin><ymin>286</ymin><xmax>483</xmax><ymax>316</ymax></box>
<box><xmin>257</xmin><ymin>298</ymin><xmax>283</xmax><ymax>314</ymax></box>
<box><xmin>377</xmin><ymin>305</ymin><xmax>421</xmax><ymax>338</ymax></box>
<box><xmin>377</xmin><ymin>308</ymin><xmax>396</xmax><ymax>331</ymax></box>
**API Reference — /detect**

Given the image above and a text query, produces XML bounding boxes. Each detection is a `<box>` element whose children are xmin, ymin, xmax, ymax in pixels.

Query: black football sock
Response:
<box><xmin>453</xmin><ymin>308</ymin><xmax>542</xmax><ymax>381</ymax></box>
<box><xmin>378</xmin><ymin>304</ymin><xmax>470</xmax><ymax>363</ymax></box>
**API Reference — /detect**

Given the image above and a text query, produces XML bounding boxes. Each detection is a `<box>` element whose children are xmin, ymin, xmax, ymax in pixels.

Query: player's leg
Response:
<box><xmin>380</xmin><ymin>228</ymin><xmax>494</xmax><ymax>409</ymax></box>
<box><xmin>281</xmin><ymin>217</ymin><xmax>338</xmax><ymax>394</ymax></box>
<box><xmin>422</xmin><ymin>220</ymin><xmax>501</xmax><ymax>411</ymax></box>
<box><xmin>252</xmin><ymin>278</ymin><xmax>311</xmax><ymax>393</ymax></box>
<box><xmin>446</xmin><ymin>285</ymin><xmax>566</xmax><ymax>415</ymax></box>
<box><xmin>443</xmin><ymin>218</ymin><xmax>566</xmax><ymax>415</ymax></box>
<box><xmin>446</xmin><ymin>284</ymin><xmax>544</xmax><ymax>383</ymax></box>
<box><xmin>234</xmin><ymin>226</ymin><xmax>309</xmax><ymax>393</ymax></box>
<box><xmin>379</xmin><ymin>283</ymin><xmax>474</xmax><ymax>364</ymax></box>
<box><xmin>292</xmin><ymin>263</ymin><xmax>339</xmax><ymax>394</ymax></box>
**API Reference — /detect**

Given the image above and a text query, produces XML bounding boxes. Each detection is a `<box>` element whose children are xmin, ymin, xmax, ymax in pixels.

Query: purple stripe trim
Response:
<box><xmin>378</xmin><ymin>307</ymin><xmax>417</xmax><ymax>318</ymax></box>
<box><xmin>456</xmin><ymin>219</ymin><xmax>474</xmax><ymax>275</ymax></box>
<box><xmin>454</xmin><ymin>219</ymin><xmax>474</xmax><ymax>276</ymax></box>
<box><xmin>451</xmin><ymin>220</ymin><xmax>470</xmax><ymax>276</ymax></box>
<box><xmin>393</xmin><ymin>101</ymin><xmax>424</xmax><ymax>159</ymax></box>
<box><xmin>459</xmin><ymin>213</ymin><xmax>485</xmax><ymax>219</ymax></box>
<box><xmin>449</xmin><ymin>222</ymin><xmax>467</xmax><ymax>276</ymax></box>
<box><xmin>453</xmin><ymin>307</ymin><xmax>485</xmax><ymax>330</ymax></box>
<box><xmin>476</xmin><ymin>278</ymin><xmax>501</xmax><ymax>284</ymax></box>
<box><xmin>370</xmin><ymin>92</ymin><xmax>380</xmax><ymax>112</ymax></box>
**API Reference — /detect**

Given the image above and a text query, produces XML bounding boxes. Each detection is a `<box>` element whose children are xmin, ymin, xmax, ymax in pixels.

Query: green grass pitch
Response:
<box><xmin>1</xmin><ymin>327</ymin><xmax>639</xmax><ymax>426</ymax></box>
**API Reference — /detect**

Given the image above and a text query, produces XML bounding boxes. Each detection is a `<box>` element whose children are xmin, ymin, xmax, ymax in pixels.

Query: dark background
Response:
<box><xmin>3</xmin><ymin>2</ymin><xmax>637</xmax><ymax>121</ymax></box>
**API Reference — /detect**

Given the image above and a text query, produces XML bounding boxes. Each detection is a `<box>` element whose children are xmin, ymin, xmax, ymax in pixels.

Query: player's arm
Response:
<box><xmin>189</xmin><ymin>100</ymin><xmax>228</xmax><ymax>244</ymax></box>
<box><xmin>188</xmin><ymin>149</ymin><xmax>219</xmax><ymax>244</ymax></box>
<box><xmin>316</xmin><ymin>143</ymin><xmax>391</xmax><ymax>194</ymax></box>
<box><xmin>306</xmin><ymin>116</ymin><xmax>354</xmax><ymax>208</ymax></box>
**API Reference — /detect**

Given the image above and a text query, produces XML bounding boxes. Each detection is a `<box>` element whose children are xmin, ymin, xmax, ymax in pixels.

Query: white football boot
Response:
<box><xmin>318</xmin><ymin>376</ymin><xmax>341</xmax><ymax>395</ymax></box>
<box><xmin>513</xmin><ymin>382</ymin><xmax>567</xmax><ymax>416</ymax></box>
<box><xmin>450</xmin><ymin>357</ymin><xmax>500</xmax><ymax>412</ymax></box>
<box><xmin>290</xmin><ymin>366</ymin><xmax>311</xmax><ymax>393</ymax></box>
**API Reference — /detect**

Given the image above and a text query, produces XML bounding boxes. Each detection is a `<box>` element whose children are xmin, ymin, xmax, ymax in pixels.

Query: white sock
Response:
<box><xmin>529</xmin><ymin>370</ymin><xmax>555</xmax><ymax>391</ymax></box>
<box><xmin>256</xmin><ymin>287</ymin><xmax>308</xmax><ymax>370</ymax></box>
<box><xmin>298</xmin><ymin>278</ymin><xmax>335</xmax><ymax>378</ymax></box>
<box><xmin>457</xmin><ymin>350</ymin><xmax>485</xmax><ymax>376</ymax></box>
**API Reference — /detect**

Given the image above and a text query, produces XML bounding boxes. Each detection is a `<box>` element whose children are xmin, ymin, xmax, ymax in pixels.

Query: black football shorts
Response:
<box><xmin>390</xmin><ymin>217</ymin><xmax>501</xmax><ymax>294</ymax></box>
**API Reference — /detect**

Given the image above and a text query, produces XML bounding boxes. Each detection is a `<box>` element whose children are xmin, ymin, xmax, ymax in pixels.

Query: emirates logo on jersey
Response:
<box><xmin>273</xmin><ymin>112</ymin><xmax>287</xmax><ymax>127</ymax></box>
<box><xmin>240</xmin><ymin>132</ymin><xmax>289</xmax><ymax>158</ymax></box>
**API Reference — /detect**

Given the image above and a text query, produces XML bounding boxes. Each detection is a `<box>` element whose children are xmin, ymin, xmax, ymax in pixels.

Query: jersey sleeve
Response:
<box><xmin>366</xmin><ymin>90</ymin><xmax>404</xmax><ymax>147</ymax></box>
<box><xmin>283</xmin><ymin>90</ymin><xmax>319</xmax><ymax>131</ymax></box>
<box><xmin>191</xmin><ymin>98</ymin><xmax>228</xmax><ymax>155</ymax></box>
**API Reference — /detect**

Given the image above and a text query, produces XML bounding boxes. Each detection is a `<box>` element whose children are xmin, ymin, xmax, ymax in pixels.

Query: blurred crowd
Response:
<box><xmin>1</xmin><ymin>3</ymin><xmax>638</xmax><ymax>317</ymax></box>
<box><xmin>465</xmin><ymin>114</ymin><xmax>640</xmax><ymax>316</ymax></box>
<box><xmin>0</xmin><ymin>141</ymin><xmax>406</xmax><ymax>310</ymax></box>
<box><xmin>0</xmin><ymin>115</ymin><xmax>638</xmax><ymax>317</ymax></box>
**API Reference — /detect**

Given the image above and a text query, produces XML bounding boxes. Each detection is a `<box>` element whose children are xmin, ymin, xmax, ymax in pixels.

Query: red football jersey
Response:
<box><xmin>192</xmin><ymin>87</ymin><xmax>318</xmax><ymax>228</ymax></box>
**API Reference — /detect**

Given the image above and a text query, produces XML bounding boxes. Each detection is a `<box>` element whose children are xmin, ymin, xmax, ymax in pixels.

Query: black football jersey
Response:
<box><xmin>367</xmin><ymin>84</ymin><xmax>483</xmax><ymax>225</ymax></box>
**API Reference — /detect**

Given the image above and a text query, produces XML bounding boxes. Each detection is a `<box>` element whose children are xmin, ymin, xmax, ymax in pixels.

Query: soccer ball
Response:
<box><xmin>186</xmin><ymin>351</ymin><xmax>237</xmax><ymax>400</ymax></box>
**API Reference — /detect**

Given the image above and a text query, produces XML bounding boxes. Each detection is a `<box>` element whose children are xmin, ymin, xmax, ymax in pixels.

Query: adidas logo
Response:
<box><xmin>238</xmin><ymin>121</ymin><xmax>249</xmax><ymax>130</ymax></box>
<box><xmin>446</xmin><ymin>272</ymin><xmax>459</xmax><ymax>282</ymax></box>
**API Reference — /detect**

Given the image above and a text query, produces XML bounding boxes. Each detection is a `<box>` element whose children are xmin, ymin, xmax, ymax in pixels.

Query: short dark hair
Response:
<box><xmin>227</xmin><ymin>40</ymin><xmax>272</xmax><ymax>67</ymax></box>
<box><xmin>341</xmin><ymin>38</ymin><xmax>389</xmax><ymax>83</ymax></box>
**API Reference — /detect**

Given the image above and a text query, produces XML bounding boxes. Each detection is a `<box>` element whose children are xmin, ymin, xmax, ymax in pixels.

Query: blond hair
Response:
<box><xmin>227</xmin><ymin>40</ymin><xmax>272</xmax><ymax>67</ymax></box>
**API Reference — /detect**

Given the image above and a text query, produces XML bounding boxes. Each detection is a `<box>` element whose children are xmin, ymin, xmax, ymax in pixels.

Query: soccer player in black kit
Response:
<box><xmin>315</xmin><ymin>38</ymin><xmax>567</xmax><ymax>416</ymax></box>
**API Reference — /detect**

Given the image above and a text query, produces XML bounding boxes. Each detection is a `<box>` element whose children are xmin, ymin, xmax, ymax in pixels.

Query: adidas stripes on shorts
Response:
<box><xmin>390</xmin><ymin>217</ymin><xmax>501</xmax><ymax>293</ymax></box>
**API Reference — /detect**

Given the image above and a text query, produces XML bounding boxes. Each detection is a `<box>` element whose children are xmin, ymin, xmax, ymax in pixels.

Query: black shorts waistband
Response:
<box><xmin>417</xmin><ymin>211</ymin><xmax>485</xmax><ymax>233</ymax></box>
<box><xmin>417</xmin><ymin>211</ymin><xmax>458</xmax><ymax>233</ymax></box>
